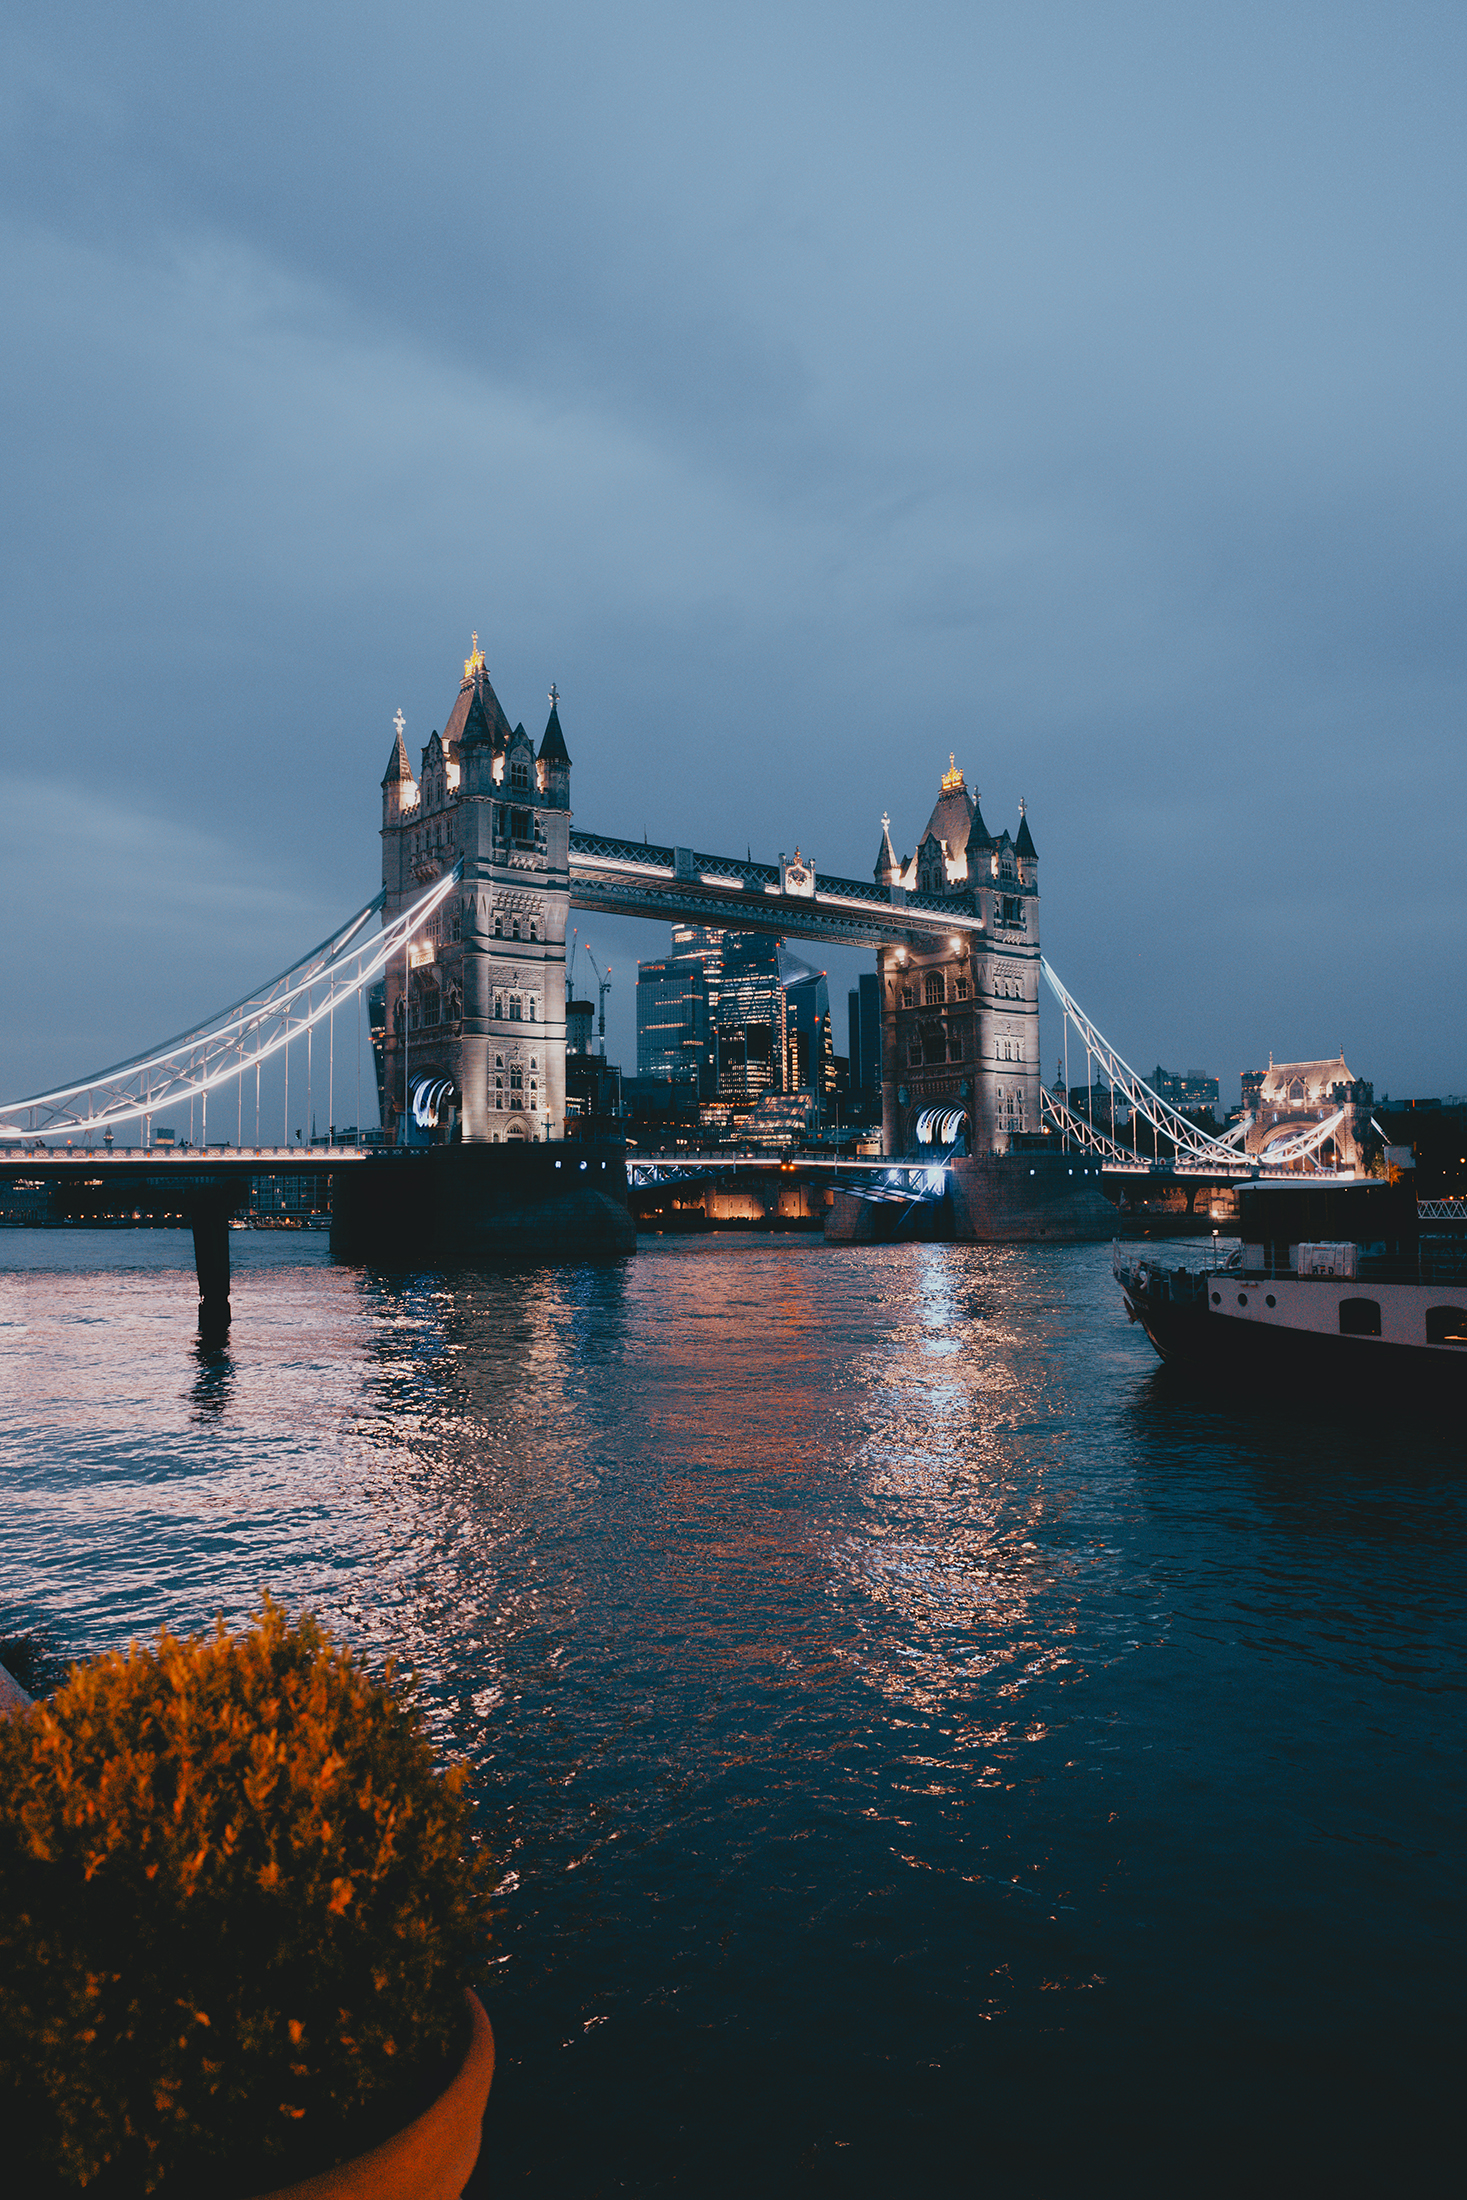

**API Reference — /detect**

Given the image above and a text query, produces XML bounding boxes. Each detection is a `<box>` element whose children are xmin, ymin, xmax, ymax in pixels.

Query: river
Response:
<box><xmin>0</xmin><ymin>1230</ymin><xmax>1461</xmax><ymax>2192</ymax></box>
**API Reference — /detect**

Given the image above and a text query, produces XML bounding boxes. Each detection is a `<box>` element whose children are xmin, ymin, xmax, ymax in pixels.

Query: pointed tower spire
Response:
<box><xmin>874</xmin><ymin>811</ymin><xmax>901</xmax><ymax>887</ymax></box>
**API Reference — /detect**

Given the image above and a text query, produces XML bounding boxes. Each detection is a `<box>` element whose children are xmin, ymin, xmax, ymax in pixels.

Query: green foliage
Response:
<box><xmin>0</xmin><ymin>1599</ymin><xmax>488</xmax><ymax>2194</ymax></box>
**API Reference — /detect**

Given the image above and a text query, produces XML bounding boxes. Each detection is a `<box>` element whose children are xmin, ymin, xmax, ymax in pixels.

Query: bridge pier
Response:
<box><xmin>190</xmin><ymin>1194</ymin><xmax>232</xmax><ymax>1333</ymax></box>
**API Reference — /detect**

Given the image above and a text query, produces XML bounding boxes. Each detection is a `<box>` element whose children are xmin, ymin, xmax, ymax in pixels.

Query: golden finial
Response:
<box><xmin>463</xmin><ymin>630</ymin><xmax>486</xmax><ymax>681</ymax></box>
<box><xmin>941</xmin><ymin>753</ymin><xmax>964</xmax><ymax>793</ymax></box>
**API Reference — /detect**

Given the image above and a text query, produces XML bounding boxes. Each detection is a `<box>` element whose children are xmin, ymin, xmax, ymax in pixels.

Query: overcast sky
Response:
<box><xmin>3</xmin><ymin>1</ymin><xmax>1464</xmax><ymax>1111</ymax></box>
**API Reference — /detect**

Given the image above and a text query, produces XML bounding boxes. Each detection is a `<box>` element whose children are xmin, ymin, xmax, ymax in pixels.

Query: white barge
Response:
<box><xmin>1115</xmin><ymin>1178</ymin><xmax>1467</xmax><ymax>1407</ymax></box>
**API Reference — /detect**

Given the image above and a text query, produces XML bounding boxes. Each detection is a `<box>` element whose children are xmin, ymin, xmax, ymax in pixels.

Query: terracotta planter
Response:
<box><xmin>250</xmin><ymin>1990</ymin><xmax>495</xmax><ymax>2200</ymax></box>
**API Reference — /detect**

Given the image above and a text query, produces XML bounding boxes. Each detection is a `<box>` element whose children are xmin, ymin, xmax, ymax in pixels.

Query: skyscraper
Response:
<box><xmin>635</xmin><ymin>955</ymin><xmax>713</xmax><ymax>1088</ymax></box>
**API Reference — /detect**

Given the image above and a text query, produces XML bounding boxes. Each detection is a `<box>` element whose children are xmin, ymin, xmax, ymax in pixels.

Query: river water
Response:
<box><xmin>0</xmin><ymin>1231</ymin><xmax>1461</xmax><ymax>2192</ymax></box>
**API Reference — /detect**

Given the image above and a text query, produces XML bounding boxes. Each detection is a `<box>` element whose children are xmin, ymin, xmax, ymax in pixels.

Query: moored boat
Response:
<box><xmin>1115</xmin><ymin>1178</ymin><xmax>1467</xmax><ymax>1407</ymax></box>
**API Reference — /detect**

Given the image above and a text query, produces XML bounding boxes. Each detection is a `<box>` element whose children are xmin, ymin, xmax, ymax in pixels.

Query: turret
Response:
<box><xmin>963</xmin><ymin>794</ymin><xmax>994</xmax><ymax>873</ymax></box>
<box><xmin>874</xmin><ymin>812</ymin><xmax>902</xmax><ymax>889</ymax></box>
<box><xmin>537</xmin><ymin>688</ymin><xmax>571</xmax><ymax>809</ymax></box>
<box><xmin>381</xmin><ymin>710</ymin><xmax>418</xmax><ymax>828</ymax></box>
<box><xmin>1015</xmin><ymin>799</ymin><xmax>1038</xmax><ymax>887</ymax></box>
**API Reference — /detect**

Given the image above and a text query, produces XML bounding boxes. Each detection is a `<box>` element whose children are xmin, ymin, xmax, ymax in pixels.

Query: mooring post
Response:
<box><xmin>191</xmin><ymin>1194</ymin><xmax>232</xmax><ymax>1332</ymax></box>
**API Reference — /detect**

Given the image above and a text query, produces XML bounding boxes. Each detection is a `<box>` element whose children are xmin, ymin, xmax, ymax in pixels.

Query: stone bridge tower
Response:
<box><xmin>876</xmin><ymin>761</ymin><xmax>1041</xmax><ymax>1156</ymax></box>
<box><xmin>379</xmin><ymin>638</ymin><xmax>570</xmax><ymax>1144</ymax></box>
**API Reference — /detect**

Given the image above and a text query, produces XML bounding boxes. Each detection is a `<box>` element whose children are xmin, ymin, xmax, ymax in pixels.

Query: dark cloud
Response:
<box><xmin>2</xmin><ymin>1</ymin><xmax>1464</xmax><ymax>1103</ymax></box>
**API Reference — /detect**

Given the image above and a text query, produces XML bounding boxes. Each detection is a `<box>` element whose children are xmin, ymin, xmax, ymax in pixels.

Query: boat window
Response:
<box><xmin>1425</xmin><ymin>1305</ymin><xmax>1467</xmax><ymax>1347</ymax></box>
<box><xmin>1338</xmin><ymin>1298</ymin><xmax>1381</xmax><ymax>1337</ymax></box>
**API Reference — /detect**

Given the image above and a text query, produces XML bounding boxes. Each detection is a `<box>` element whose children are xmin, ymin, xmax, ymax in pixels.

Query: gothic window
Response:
<box><xmin>509</xmin><ymin>995</ymin><xmax>523</xmax><ymax>1022</ymax></box>
<box><xmin>510</xmin><ymin>1065</ymin><xmax>524</xmax><ymax>1108</ymax></box>
<box><xmin>528</xmin><ymin>996</ymin><xmax>538</xmax><ymax>1023</ymax></box>
<box><xmin>493</xmin><ymin>992</ymin><xmax>503</xmax><ymax>1020</ymax></box>
<box><xmin>908</xmin><ymin>1034</ymin><xmax>924</xmax><ymax>1067</ymax></box>
<box><xmin>530</xmin><ymin>1057</ymin><xmax>538</xmax><ymax>1073</ymax></box>
<box><xmin>512</xmin><ymin>917</ymin><xmax>521</xmax><ymax>941</ymax></box>
<box><xmin>511</xmin><ymin>807</ymin><xmax>531</xmax><ymax>841</ymax></box>
<box><xmin>955</xmin><ymin>975</ymin><xmax>969</xmax><ymax>1000</ymax></box>
<box><xmin>1288</xmin><ymin>1078</ymin><xmax>1305</xmax><ymax>1103</ymax></box>
<box><xmin>950</xmin><ymin>1032</ymin><xmax>963</xmax><ymax>1061</ymax></box>
<box><xmin>494</xmin><ymin>913</ymin><xmax>503</xmax><ymax>937</ymax></box>
<box><xmin>924</xmin><ymin>972</ymin><xmax>944</xmax><ymax>1006</ymax></box>
<box><xmin>922</xmin><ymin>1021</ymin><xmax>946</xmax><ymax>1064</ymax></box>
<box><xmin>529</xmin><ymin>918</ymin><xmax>538</xmax><ymax>942</ymax></box>
<box><xmin>511</xmin><ymin>758</ymin><xmax>530</xmax><ymax>792</ymax></box>
<box><xmin>900</xmin><ymin>985</ymin><xmax>913</xmax><ymax>1009</ymax></box>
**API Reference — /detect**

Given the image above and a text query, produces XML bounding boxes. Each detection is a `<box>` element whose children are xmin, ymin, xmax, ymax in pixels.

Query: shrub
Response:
<box><xmin>0</xmin><ymin>1599</ymin><xmax>488</xmax><ymax>2194</ymax></box>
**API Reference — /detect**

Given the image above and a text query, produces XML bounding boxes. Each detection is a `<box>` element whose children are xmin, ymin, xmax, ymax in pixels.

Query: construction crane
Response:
<box><xmin>584</xmin><ymin>947</ymin><xmax>611</xmax><ymax>1055</ymax></box>
<box><xmin>565</xmin><ymin>926</ymin><xmax>579</xmax><ymax>1004</ymax></box>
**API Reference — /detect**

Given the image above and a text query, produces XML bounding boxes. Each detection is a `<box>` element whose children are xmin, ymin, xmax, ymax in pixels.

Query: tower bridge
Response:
<box><xmin>0</xmin><ymin>632</ymin><xmax>1374</xmax><ymax>1323</ymax></box>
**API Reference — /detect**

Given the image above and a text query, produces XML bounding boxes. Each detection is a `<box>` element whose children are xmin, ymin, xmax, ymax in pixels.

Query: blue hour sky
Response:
<box><xmin>2</xmin><ymin>2</ymin><xmax>1464</xmax><ymax>1107</ymax></box>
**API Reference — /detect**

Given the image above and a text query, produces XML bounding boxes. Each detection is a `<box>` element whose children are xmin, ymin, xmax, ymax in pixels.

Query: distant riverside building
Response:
<box><xmin>714</xmin><ymin>933</ymin><xmax>787</xmax><ymax>1102</ymax></box>
<box><xmin>780</xmin><ymin>949</ymin><xmax>835</xmax><ymax>1107</ymax></box>
<box><xmin>1151</xmin><ymin>1065</ymin><xmax>1219</xmax><ymax>1112</ymax></box>
<box><xmin>1243</xmin><ymin>1053</ymin><xmax>1374</xmax><ymax>1170</ymax></box>
<box><xmin>635</xmin><ymin>927</ymin><xmax>838</xmax><ymax>1128</ymax></box>
<box><xmin>848</xmin><ymin>972</ymin><xmax>880</xmax><ymax>1105</ymax></box>
<box><xmin>635</xmin><ymin>954</ymin><xmax>714</xmax><ymax>1090</ymax></box>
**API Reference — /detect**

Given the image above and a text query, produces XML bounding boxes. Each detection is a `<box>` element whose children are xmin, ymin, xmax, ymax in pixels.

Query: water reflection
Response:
<box><xmin>189</xmin><ymin>1334</ymin><xmax>235</xmax><ymax>1422</ymax></box>
<box><xmin>1</xmin><ymin>1231</ymin><xmax>1461</xmax><ymax>2190</ymax></box>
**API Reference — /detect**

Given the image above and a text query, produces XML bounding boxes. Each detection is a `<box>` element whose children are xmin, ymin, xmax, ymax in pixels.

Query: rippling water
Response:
<box><xmin>1</xmin><ymin>1230</ymin><xmax>1462</xmax><ymax>2191</ymax></box>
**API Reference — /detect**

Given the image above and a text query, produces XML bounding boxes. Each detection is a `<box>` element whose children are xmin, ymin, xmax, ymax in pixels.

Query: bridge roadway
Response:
<box><xmin>567</xmin><ymin>831</ymin><xmax>982</xmax><ymax>947</ymax></box>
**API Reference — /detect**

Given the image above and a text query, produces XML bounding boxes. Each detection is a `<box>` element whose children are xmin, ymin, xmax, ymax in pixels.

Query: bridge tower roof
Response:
<box><xmin>919</xmin><ymin>758</ymin><xmax>977</xmax><ymax>859</ymax></box>
<box><xmin>381</xmin><ymin>726</ymin><xmax>414</xmax><ymax>788</ymax></box>
<box><xmin>457</xmin><ymin>674</ymin><xmax>513</xmax><ymax>751</ymax></box>
<box><xmin>539</xmin><ymin>697</ymin><xmax>571</xmax><ymax>766</ymax></box>
<box><xmin>1015</xmin><ymin>802</ymin><xmax>1037</xmax><ymax>860</ymax></box>
<box><xmin>445</xmin><ymin>635</ymin><xmax>514</xmax><ymax>753</ymax></box>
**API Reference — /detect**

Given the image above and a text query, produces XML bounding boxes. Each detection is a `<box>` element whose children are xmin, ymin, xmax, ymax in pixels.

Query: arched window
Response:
<box><xmin>924</xmin><ymin>972</ymin><xmax>944</xmax><ymax>1006</ymax></box>
<box><xmin>512</xmin><ymin>917</ymin><xmax>521</xmax><ymax>941</ymax></box>
<box><xmin>1339</xmin><ymin>1298</ymin><xmax>1381</xmax><ymax>1337</ymax></box>
<box><xmin>1289</xmin><ymin>1078</ymin><xmax>1305</xmax><ymax>1102</ymax></box>
<box><xmin>493</xmin><ymin>913</ymin><xmax>503</xmax><ymax>937</ymax></box>
<box><xmin>511</xmin><ymin>758</ymin><xmax>529</xmax><ymax>792</ymax></box>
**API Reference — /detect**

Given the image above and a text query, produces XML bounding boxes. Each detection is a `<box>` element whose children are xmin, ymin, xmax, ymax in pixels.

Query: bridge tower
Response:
<box><xmin>876</xmin><ymin>763</ymin><xmax>1041</xmax><ymax>1156</ymax></box>
<box><xmin>379</xmin><ymin>639</ymin><xmax>570</xmax><ymax>1143</ymax></box>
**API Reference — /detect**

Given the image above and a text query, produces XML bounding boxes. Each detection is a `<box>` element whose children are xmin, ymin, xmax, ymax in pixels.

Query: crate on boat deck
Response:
<box><xmin>1296</xmin><ymin>1241</ymin><xmax>1358</xmax><ymax>1279</ymax></box>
